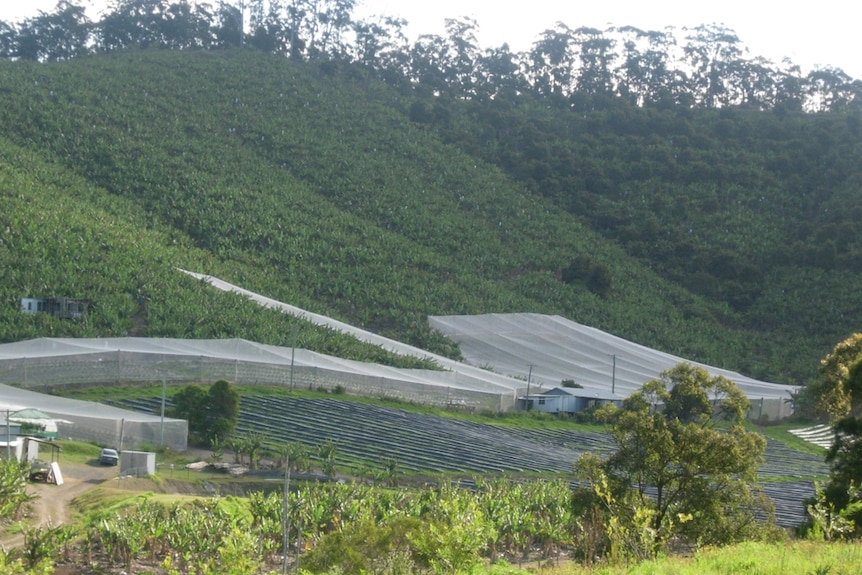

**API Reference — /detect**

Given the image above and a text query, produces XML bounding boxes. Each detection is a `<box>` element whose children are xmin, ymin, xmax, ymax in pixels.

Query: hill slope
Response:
<box><xmin>0</xmin><ymin>49</ymin><xmax>859</xmax><ymax>385</ymax></box>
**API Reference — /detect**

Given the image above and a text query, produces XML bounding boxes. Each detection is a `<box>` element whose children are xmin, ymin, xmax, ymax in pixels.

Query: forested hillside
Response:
<box><xmin>1</xmin><ymin>0</ymin><xmax>861</xmax><ymax>388</ymax></box>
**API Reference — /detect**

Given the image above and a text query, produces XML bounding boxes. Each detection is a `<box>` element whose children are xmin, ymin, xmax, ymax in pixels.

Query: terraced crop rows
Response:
<box><xmin>118</xmin><ymin>395</ymin><xmax>827</xmax><ymax>526</ymax></box>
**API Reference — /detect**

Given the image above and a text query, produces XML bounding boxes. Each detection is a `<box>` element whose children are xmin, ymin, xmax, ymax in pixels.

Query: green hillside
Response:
<box><xmin>0</xmin><ymin>49</ymin><xmax>859</xmax><ymax>385</ymax></box>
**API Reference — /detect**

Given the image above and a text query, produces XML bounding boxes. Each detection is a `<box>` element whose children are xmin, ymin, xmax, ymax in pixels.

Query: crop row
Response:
<box><xmin>118</xmin><ymin>395</ymin><xmax>824</xmax><ymax>526</ymax></box>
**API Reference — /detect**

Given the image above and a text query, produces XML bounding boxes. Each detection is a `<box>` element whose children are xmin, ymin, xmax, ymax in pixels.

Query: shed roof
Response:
<box><xmin>542</xmin><ymin>387</ymin><xmax>621</xmax><ymax>401</ymax></box>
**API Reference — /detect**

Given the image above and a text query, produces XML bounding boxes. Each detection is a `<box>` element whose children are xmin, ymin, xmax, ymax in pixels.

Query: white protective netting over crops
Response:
<box><xmin>0</xmin><ymin>271</ymin><xmax>800</xmax><ymax>431</ymax></box>
<box><xmin>185</xmin><ymin>270</ymin><xmax>799</xmax><ymax>419</ymax></box>
<box><xmin>429</xmin><ymin>313</ymin><xmax>799</xmax><ymax>420</ymax></box>
<box><xmin>0</xmin><ymin>382</ymin><xmax>187</xmax><ymax>451</ymax></box>
<box><xmin>0</xmin><ymin>337</ymin><xmax>524</xmax><ymax>412</ymax></box>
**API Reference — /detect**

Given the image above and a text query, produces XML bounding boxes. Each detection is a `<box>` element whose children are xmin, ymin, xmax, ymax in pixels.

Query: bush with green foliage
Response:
<box><xmin>0</xmin><ymin>458</ymin><xmax>32</xmax><ymax>521</ymax></box>
<box><xmin>170</xmin><ymin>379</ymin><xmax>239</xmax><ymax>446</ymax></box>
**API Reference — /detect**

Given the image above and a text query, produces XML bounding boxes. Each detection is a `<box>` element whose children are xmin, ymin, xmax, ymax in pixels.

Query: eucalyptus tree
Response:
<box><xmin>616</xmin><ymin>26</ymin><xmax>661</xmax><ymax>105</ymax></box>
<box><xmin>213</xmin><ymin>0</ymin><xmax>243</xmax><ymax>48</ymax></box>
<box><xmin>528</xmin><ymin>22</ymin><xmax>576</xmax><ymax>98</ymax></box>
<box><xmin>285</xmin><ymin>0</ymin><xmax>356</xmax><ymax>60</ymax></box>
<box><xmin>15</xmin><ymin>0</ymin><xmax>92</xmax><ymax>61</ymax></box>
<box><xmin>773</xmin><ymin>58</ymin><xmax>806</xmax><ymax>112</ymax></box>
<box><xmin>408</xmin><ymin>33</ymin><xmax>451</xmax><ymax>96</ymax></box>
<box><xmin>160</xmin><ymin>0</ymin><xmax>216</xmax><ymax>48</ymax></box>
<box><xmin>474</xmin><ymin>43</ymin><xmax>529</xmax><ymax>100</ymax></box>
<box><xmin>683</xmin><ymin>23</ymin><xmax>744</xmax><ymax>108</ymax></box>
<box><xmin>315</xmin><ymin>0</ymin><xmax>355</xmax><ymax>59</ymax></box>
<box><xmin>98</xmin><ymin>0</ymin><xmax>173</xmax><ymax>50</ymax></box>
<box><xmin>0</xmin><ymin>20</ymin><xmax>17</xmax><ymax>58</ymax></box>
<box><xmin>727</xmin><ymin>55</ymin><xmax>779</xmax><ymax>109</ymax></box>
<box><xmin>247</xmin><ymin>0</ymin><xmax>290</xmax><ymax>54</ymax></box>
<box><xmin>442</xmin><ymin>17</ymin><xmax>481</xmax><ymax>97</ymax></box>
<box><xmin>98</xmin><ymin>0</ymin><xmax>215</xmax><ymax>50</ymax></box>
<box><xmin>572</xmin><ymin>26</ymin><xmax>616</xmax><ymax>98</ymax></box>
<box><xmin>805</xmin><ymin>66</ymin><xmax>856</xmax><ymax>112</ymax></box>
<box><xmin>619</xmin><ymin>27</ymin><xmax>687</xmax><ymax>106</ymax></box>
<box><xmin>350</xmin><ymin>15</ymin><xmax>407</xmax><ymax>72</ymax></box>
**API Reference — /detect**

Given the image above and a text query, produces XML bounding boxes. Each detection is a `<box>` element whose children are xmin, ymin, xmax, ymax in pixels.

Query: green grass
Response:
<box><xmin>534</xmin><ymin>541</ymin><xmax>862</xmax><ymax>575</ymax></box>
<box><xmin>53</xmin><ymin>440</ymin><xmax>102</xmax><ymax>464</ymax></box>
<box><xmin>750</xmin><ymin>422</ymin><xmax>830</xmax><ymax>457</ymax></box>
<box><xmin>53</xmin><ymin>380</ymin><xmax>609</xmax><ymax>433</ymax></box>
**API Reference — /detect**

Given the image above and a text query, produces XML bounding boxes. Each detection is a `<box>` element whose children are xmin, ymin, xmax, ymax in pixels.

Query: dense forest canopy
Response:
<box><xmin>0</xmin><ymin>0</ymin><xmax>860</xmax><ymax>389</ymax></box>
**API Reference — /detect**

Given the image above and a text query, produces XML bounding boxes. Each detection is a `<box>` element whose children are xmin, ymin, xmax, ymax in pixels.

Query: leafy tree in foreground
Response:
<box><xmin>0</xmin><ymin>458</ymin><xmax>32</xmax><ymax>520</ymax></box>
<box><xmin>808</xmin><ymin>333</ymin><xmax>862</xmax><ymax>420</ymax></box>
<box><xmin>811</xmin><ymin>334</ymin><xmax>862</xmax><ymax>532</ymax></box>
<box><xmin>576</xmin><ymin>363</ymin><xmax>770</xmax><ymax>557</ymax></box>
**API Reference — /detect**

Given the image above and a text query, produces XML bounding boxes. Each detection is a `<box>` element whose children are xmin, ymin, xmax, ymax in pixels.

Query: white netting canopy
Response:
<box><xmin>0</xmin><ymin>272</ymin><xmax>799</xmax><ymax>431</ymax></box>
<box><xmin>0</xmin><ymin>383</ymin><xmax>187</xmax><ymax>451</ymax></box>
<box><xmin>429</xmin><ymin>313</ymin><xmax>798</xmax><ymax>404</ymax></box>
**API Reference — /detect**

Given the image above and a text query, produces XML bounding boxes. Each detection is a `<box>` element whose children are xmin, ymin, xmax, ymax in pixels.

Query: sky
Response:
<box><xmin>3</xmin><ymin>0</ymin><xmax>859</xmax><ymax>80</ymax></box>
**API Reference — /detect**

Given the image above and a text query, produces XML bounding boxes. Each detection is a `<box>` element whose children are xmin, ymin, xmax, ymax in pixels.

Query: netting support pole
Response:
<box><xmin>290</xmin><ymin>324</ymin><xmax>297</xmax><ymax>391</ymax></box>
<box><xmin>160</xmin><ymin>379</ymin><xmax>166</xmax><ymax>448</ymax></box>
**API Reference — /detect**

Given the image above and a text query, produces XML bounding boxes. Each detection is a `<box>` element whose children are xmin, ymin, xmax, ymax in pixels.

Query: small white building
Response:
<box><xmin>0</xmin><ymin>419</ymin><xmax>23</xmax><ymax>461</ymax></box>
<box><xmin>519</xmin><ymin>387</ymin><xmax>622</xmax><ymax>414</ymax></box>
<box><xmin>21</xmin><ymin>297</ymin><xmax>89</xmax><ymax>319</ymax></box>
<box><xmin>121</xmin><ymin>450</ymin><xmax>156</xmax><ymax>477</ymax></box>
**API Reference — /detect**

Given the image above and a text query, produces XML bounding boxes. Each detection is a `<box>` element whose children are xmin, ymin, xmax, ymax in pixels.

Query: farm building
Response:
<box><xmin>21</xmin><ymin>297</ymin><xmax>90</xmax><ymax>319</ymax></box>
<box><xmin>8</xmin><ymin>408</ymin><xmax>59</xmax><ymax>439</ymax></box>
<box><xmin>518</xmin><ymin>387</ymin><xmax>622</xmax><ymax>414</ymax></box>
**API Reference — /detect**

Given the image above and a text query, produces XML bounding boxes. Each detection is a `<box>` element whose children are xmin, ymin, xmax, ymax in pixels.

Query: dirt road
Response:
<box><xmin>1</xmin><ymin>459</ymin><xmax>117</xmax><ymax>549</ymax></box>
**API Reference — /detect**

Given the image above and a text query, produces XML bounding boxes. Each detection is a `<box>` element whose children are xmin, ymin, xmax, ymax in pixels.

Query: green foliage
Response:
<box><xmin>317</xmin><ymin>440</ymin><xmax>339</xmax><ymax>477</ymax></box>
<box><xmin>0</xmin><ymin>552</ymin><xmax>54</xmax><ymax>575</ymax></box>
<box><xmin>0</xmin><ymin>47</ymin><xmax>858</xmax><ymax>389</ymax></box>
<box><xmin>807</xmin><ymin>482</ymin><xmax>862</xmax><ymax>541</ymax></box>
<box><xmin>808</xmin><ymin>334</ymin><xmax>862</xmax><ymax>419</ymax></box>
<box><xmin>20</xmin><ymin>524</ymin><xmax>74</xmax><ymax>570</ymax></box>
<box><xmin>302</xmin><ymin>517</ymin><xmax>421</xmax><ymax>575</ymax></box>
<box><xmin>578</xmin><ymin>363</ymin><xmax>770</xmax><ymax>556</ymax></box>
<box><xmin>561</xmin><ymin>256</ymin><xmax>613</xmax><ymax>298</ymax></box>
<box><xmin>207</xmin><ymin>379</ymin><xmax>240</xmax><ymax>442</ymax></box>
<box><xmin>0</xmin><ymin>458</ymin><xmax>33</xmax><ymax>520</ymax></box>
<box><xmin>813</xmin><ymin>336</ymin><xmax>862</xmax><ymax>533</ymax></box>
<box><xmin>170</xmin><ymin>380</ymin><xmax>240</xmax><ymax>446</ymax></box>
<box><xmin>408</xmin><ymin>481</ymin><xmax>497</xmax><ymax>574</ymax></box>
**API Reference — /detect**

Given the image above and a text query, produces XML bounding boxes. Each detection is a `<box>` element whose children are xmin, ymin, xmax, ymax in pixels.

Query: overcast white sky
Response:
<box><xmin>3</xmin><ymin>0</ymin><xmax>859</xmax><ymax>79</ymax></box>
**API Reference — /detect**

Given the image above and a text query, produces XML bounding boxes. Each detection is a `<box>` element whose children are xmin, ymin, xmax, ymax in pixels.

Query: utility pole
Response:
<box><xmin>160</xmin><ymin>378</ymin><xmax>166</xmax><ymax>448</ymax></box>
<box><xmin>611</xmin><ymin>354</ymin><xmax>616</xmax><ymax>395</ymax></box>
<box><xmin>526</xmin><ymin>364</ymin><xmax>533</xmax><ymax>411</ymax></box>
<box><xmin>5</xmin><ymin>409</ymin><xmax>10</xmax><ymax>460</ymax></box>
<box><xmin>282</xmin><ymin>455</ymin><xmax>291</xmax><ymax>575</ymax></box>
<box><xmin>290</xmin><ymin>324</ymin><xmax>297</xmax><ymax>391</ymax></box>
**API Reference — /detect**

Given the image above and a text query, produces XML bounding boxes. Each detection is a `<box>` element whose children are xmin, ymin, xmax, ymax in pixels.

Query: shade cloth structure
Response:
<box><xmin>0</xmin><ymin>336</ymin><xmax>527</xmax><ymax>411</ymax></box>
<box><xmin>1</xmin><ymin>271</ymin><xmax>799</xmax><ymax>422</ymax></box>
<box><xmin>182</xmin><ymin>270</ymin><xmax>797</xmax><ymax>418</ymax></box>
<box><xmin>428</xmin><ymin>313</ymin><xmax>798</xmax><ymax>418</ymax></box>
<box><xmin>0</xmin><ymin>383</ymin><xmax>187</xmax><ymax>451</ymax></box>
